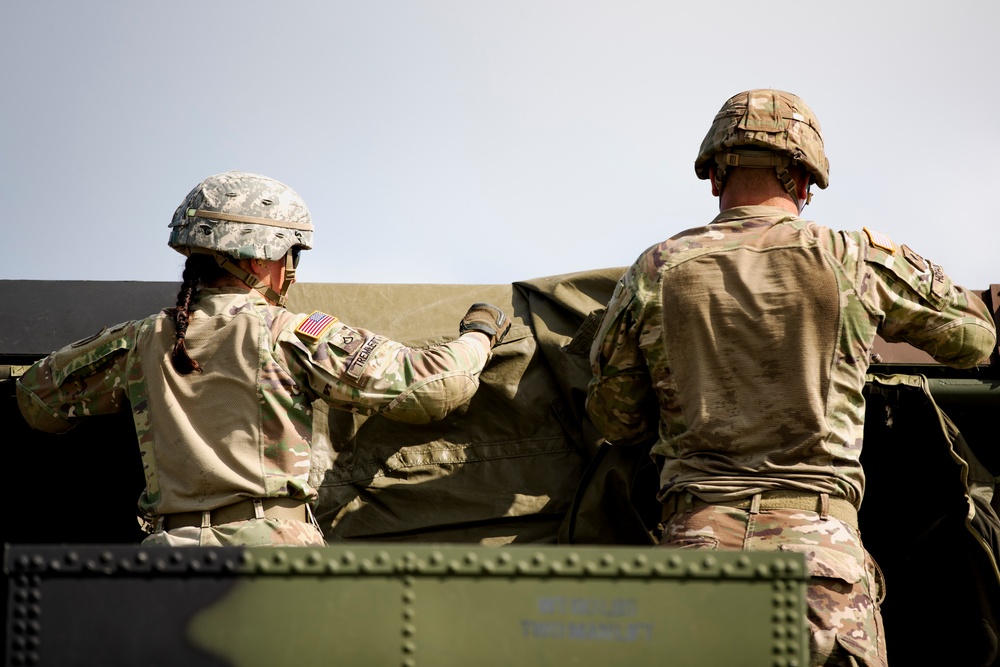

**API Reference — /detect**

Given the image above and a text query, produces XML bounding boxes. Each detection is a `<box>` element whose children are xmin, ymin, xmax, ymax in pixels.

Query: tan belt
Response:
<box><xmin>662</xmin><ymin>490</ymin><xmax>858</xmax><ymax>530</ymax></box>
<box><xmin>161</xmin><ymin>497</ymin><xmax>308</xmax><ymax>530</ymax></box>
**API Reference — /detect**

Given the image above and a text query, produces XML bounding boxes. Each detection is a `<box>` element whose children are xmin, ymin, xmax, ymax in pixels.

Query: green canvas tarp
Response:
<box><xmin>285</xmin><ymin>268</ymin><xmax>624</xmax><ymax>543</ymax></box>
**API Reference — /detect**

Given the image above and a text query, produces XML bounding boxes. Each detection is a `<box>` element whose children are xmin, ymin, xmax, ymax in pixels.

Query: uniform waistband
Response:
<box><xmin>160</xmin><ymin>497</ymin><xmax>308</xmax><ymax>531</ymax></box>
<box><xmin>661</xmin><ymin>490</ymin><xmax>858</xmax><ymax>530</ymax></box>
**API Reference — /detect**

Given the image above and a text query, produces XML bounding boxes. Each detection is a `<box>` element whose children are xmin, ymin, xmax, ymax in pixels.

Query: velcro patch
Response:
<box><xmin>928</xmin><ymin>260</ymin><xmax>951</xmax><ymax>299</ymax></box>
<box><xmin>52</xmin><ymin>321</ymin><xmax>132</xmax><ymax>385</ymax></box>
<box><xmin>329</xmin><ymin>326</ymin><xmax>364</xmax><ymax>355</ymax></box>
<box><xmin>71</xmin><ymin>326</ymin><xmax>108</xmax><ymax>348</ymax></box>
<box><xmin>901</xmin><ymin>244</ymin><xmax>927</xmax><ymax>272</ymax></box>
<box><xmin>295</xmin><ymin>311</ymin><xmax>338</xmax><ymax>341</ymax></box>
<box><xmin>863</xmin><ymin>227</ymin><xmax>895</xmax><ymax>253</ymax></box>
<box><xmin>345</xmin><ymin>335</ymin><xmax>386</xmax><ymax>383</ymax></box>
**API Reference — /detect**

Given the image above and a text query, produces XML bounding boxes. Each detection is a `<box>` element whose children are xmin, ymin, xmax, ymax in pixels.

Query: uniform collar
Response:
<box><xmin>190</xmin><ymin>288</ymin><xmax>271</xmax><ymax>316</ymax></box>
<box><xmin>710</xmin><ymin>205</ymin><xmax>800</xmax><ymax>225</ymax></box>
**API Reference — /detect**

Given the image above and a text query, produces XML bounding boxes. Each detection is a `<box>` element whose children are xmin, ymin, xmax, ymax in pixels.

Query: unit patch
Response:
<box><xmin>295</xmin><ymin>311</ymin><xmax>338</xmax><ymax>341</ymax></box>
<box><xmin>863</xmin><ymin>227</ymin><xmax>895</xmax><ymax>253</ymax></box>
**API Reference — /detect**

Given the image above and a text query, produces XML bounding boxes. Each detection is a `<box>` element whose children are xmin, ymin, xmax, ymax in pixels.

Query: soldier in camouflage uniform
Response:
<box><xmin>586</xmin><ymin>90</ymin><xmax>996</xmax><ymax>666</ymax></box>
<box><xmin>17</xmin><ymin>171</ymin><xmax>511</xmax><ymax>548</ymax></box>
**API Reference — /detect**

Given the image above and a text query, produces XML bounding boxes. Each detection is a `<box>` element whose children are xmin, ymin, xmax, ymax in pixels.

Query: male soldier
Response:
<box><xmin>586</xmin><ymin>90</ymin><xmax>996</xmax><ymax>665</ymax></box>
<box><xmin>17</xmin><ymin>170</ymin><xmax>511</xmax><ymax>547</ymax></box>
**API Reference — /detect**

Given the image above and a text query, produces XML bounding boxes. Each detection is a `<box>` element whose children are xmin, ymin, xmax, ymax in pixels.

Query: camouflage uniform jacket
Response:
<box><xmin>587</xmin><ymin>206</ymin><xmax>996</xmax><ymax>507</ymax></box>
<box><xmin>17</xmin><ymin>288</ymin><xmax>489</xmax><ymax>518</ymax></box>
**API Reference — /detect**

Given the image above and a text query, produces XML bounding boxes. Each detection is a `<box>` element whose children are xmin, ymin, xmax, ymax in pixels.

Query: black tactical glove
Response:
<box><xmin>459</xmin><ymin>303</ymin><xmax>512</xmax><ymax>348</ymax></box>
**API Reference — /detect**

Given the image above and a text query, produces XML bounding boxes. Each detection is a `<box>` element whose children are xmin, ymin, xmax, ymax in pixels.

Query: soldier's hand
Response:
<box><xmin>459</xmin><ymin>303</ymin><xmax>512</xmax><ymax>348</ymax></box>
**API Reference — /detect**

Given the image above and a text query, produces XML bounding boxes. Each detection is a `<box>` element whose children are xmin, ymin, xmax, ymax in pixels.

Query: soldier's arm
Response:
<box><xmin>277</xmin><ymin>312</ymin><xmax>493</xmax><ymax>424</ymax></box>
<box><xmin>864</xmin><ymin>239</ymin><xmax>996</xmax><ymax>368</ymax></box>
<box><xmin>16</xmin><ymin>323</ymin><xmax>134</xmax><ymax>433</ymax></box>
<box><xmin>586</xmin><ymin>276</ymin><xmax>658</xmax><ymax>444</ymax></box>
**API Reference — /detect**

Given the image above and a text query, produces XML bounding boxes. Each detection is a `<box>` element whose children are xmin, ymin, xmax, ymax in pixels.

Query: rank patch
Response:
<box><xmin>901</xmin><ymin>245</ymin><xmax>927</xmax><ymax>272</ymax></box>
<box><xmin>863</xmin><ymin>227</ymin><xmax>895</xmax><ymax>253</ymax></box>
<box><xmin>329</xmin><ymin>326</ymin><xmax>364</xmax><ymax>355</ymax></box>
<box><xmin>295</xmin><ymin>311</ymin><xmax>338</xmax><ymax>340</ymax></box>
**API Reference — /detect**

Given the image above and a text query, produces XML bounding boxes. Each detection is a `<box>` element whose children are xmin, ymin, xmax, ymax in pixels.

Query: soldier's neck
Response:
<box><xmin>719</xmin><ymin>192</ymin><xmax>799</xmax><ymax>215</ymax></box>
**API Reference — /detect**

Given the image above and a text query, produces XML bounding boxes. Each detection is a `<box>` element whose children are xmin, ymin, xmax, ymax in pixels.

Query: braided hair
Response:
<box><xmin>170</xmin><ymin>254</ymin><xmax>227</xmax><ymax>374</ymax></box>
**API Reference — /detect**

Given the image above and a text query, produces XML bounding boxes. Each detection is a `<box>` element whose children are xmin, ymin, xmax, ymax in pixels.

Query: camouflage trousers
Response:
<box><xmin>143</xmin><ymin>518</ymin><xmax>326</xmax><ymax>547</ymax></box>
<box><xmin>660</xmin><ymin>502</ymin><xmax>887</xmax><ymax>667</ymax></box>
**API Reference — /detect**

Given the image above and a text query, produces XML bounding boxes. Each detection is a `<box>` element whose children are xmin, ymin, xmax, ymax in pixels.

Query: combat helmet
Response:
<box><xmin>168</xmin><ymin>171</ymin><xmax>313</xmax><ymax>306</ymax></box>
<box><xmin>694</xmin><ymin>90</ymin><xmax>829</xmax><ymax>202</ymax></box>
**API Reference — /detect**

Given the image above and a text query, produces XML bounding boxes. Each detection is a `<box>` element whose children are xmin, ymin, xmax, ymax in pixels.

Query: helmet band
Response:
<box><xmin>186</xmin><ymin>208</ymin><xmax>313</xmax><ymax>232</ymax></box>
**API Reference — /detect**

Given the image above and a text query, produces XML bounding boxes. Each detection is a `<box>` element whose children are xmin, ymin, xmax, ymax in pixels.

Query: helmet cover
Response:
<box><xmin>168</xmin><ymin>171</ymin><xmax>313</xmax><ymax>261</ymax></box>
<box><xmin>694</xmin><ymin>90</ymin><xmax>829</xmax><ymax>189</ymax></box>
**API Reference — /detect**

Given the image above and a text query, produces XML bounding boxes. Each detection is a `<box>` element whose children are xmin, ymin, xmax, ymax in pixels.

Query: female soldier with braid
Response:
<box><xmin>16</xmin><ymin>171</ymin><xmax>511</xmax><ymax>547</ymax></box>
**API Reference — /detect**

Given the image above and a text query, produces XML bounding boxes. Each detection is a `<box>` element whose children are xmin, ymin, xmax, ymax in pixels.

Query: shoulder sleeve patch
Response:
<box><xmin>863</xmin><ymin>227</ymin><xmax>895</xmax><ymax>253</ymax></box>
<box><xmin>295</xmin><ymin>311</ymin><xmax>339</xmax><ymax>341</ymax></box>
<box><xmin>51</xmin><ymin>320</ymin><xmax>133</xmax><ymax>385</ymax></box>
<box><xmin>866</xmin><ymin>240</ymin><xmax>954</xmax><ymax>308</ymax></box>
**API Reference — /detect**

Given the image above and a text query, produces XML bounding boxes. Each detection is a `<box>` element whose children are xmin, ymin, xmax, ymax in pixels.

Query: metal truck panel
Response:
<box><xmin>5</xmin><ymin>544</ymin><xmax>808</xmax><ymax>667</ymax></box>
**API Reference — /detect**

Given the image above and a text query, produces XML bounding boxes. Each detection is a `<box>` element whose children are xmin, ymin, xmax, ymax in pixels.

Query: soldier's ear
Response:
<box><xmin>238</xmin><ymin>258</ymin><xmax>268</xmax><ymax>279</ymax></box>
<box><xmin>709</xmin><ymin>166</ymin><xmax>721</xmax><ymax>198</ymax></box>
<box><xmin>797</xmin><ymin>174</ymin><xmax>811</xmax><ymax>203</ymax></box>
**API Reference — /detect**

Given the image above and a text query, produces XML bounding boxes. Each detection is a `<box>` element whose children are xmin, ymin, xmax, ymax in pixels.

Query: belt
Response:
<box><xmin>161</xmin><ymin>497</ymin><xmax>308</xmax><ymax>531</ymax></box>
<box><xmin>662</xmin><ymin>490</ymin><xmax>858</xmax><ymax>530</ymax></box>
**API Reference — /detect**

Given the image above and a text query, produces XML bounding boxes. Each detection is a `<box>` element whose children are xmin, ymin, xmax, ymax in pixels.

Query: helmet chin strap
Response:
<box><xmin>279</xmin><ymin>252</ymin><xmax>296</xmax><ymax>306</ymax></box>
<box><xmin>210</xmin><ymin>254</ymin><xmax>292</xmax><ymax>307</ymax></box>
<box><xmin>715</xmin><ymin>149</ymin><xmax>813</xmax><ymax>214</ymax></box>
<box><xmin>798</xmin><ymin>186</ymin><xmax>813</xmax><ymax>214</ymax></box>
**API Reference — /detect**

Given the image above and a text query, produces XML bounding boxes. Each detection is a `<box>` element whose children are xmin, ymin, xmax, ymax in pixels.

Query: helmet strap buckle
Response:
<box><xmin>211</xmin><ymin>254</ymin><xmax>285</xmax><ymax>306</ymax></box>
<box><xmin>276</xmin><ymin>252</ymin><xmax>297</xmax><ymax>307</ymax></box>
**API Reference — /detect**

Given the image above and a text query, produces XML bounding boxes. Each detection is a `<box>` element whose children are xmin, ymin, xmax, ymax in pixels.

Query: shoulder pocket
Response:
<box><xmin>865</xmin><ymin>242</ymin><xmax>952</xmax><ymax>310</ymax></box>
<box><xmin>589</xmin><ymin>280</ymin><xmax>634</xmax><ymax>369</ymax></box>
<box><xmin>564</xmin><ymin>308</ymin><xmax>606</xmax><ymax>357</ymax></box>
<box><xmin>51</xmin><ymin>321</ymin><xmax>134</xmax><ymax>386</ymax></box>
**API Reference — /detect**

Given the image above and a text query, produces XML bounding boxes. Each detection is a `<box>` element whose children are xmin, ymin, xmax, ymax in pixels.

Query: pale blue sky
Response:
<box><xmin>3</xmin><ymin>1</ymin><xmax>997</xmax><ymax>288</ymax></box>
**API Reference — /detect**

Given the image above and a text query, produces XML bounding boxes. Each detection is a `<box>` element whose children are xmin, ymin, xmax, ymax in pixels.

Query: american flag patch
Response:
<box><xmin>863</xmin><ymin>227</ymin><xmax>895</xmax><ymax>253</ymax></box>
<box><xmin>295</xmin><ymin>311</ymin><xmax>338</xmax><ymax>340</ymax></box>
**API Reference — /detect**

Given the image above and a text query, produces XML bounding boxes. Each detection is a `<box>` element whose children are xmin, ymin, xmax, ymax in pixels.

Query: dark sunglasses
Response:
<box><xmin>290</xmin><ymin>247</ymin><xmax>301</xmax><ymax>269</ymax></box>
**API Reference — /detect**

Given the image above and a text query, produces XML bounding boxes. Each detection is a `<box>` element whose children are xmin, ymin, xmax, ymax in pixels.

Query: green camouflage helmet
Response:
<box><xmin>694</xmin><ymin>90</ymin><xmax>829</xmax><ymax>191</ymax></box>
<box><xmin>168</xmin><ymin>171</ymin><xmax>314</xmax><ymax>261</ymax></box>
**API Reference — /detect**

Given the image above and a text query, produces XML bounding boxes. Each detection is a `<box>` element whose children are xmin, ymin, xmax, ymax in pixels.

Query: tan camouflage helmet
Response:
<box><xmin>168</xmin><ymin>171</ymin><xmax>313</xmax><ymax>262</ymax></box>
<box><xmin>695</xmin><ymin>90</ymin><xmax>829</xmax><ymax>197</ymax></box>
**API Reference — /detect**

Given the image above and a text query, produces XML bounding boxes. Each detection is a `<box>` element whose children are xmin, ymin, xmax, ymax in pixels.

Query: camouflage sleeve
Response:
<box><xmin>585</xmin><ymin>271</ymin><xmax>658</xmax><ymax>445</ymax></box>
<box><xmin>861</xmin><ymin>236</ymin><xmax>996</xmax><ymax>368</ymax></box>
<box><xmin>277</xmin><ymin>314</ymin><xmax>490</xmax><ymax>424</ymax></box>
<box><xmin>16</xmin><ymin>322</ymin><xmax>135</xmax><ymax>433</ymax></box>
